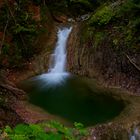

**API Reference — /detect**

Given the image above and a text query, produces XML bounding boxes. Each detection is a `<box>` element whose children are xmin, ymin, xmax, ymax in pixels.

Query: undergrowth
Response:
<box><xmin>83</xmin><ymin>0</ymin><xmax>140</xmax><ymax>51</ymax></box>
<box><xmin>0</xmin><ymin>121</ymin><xmax>88</xmax><ymax>140</ymax></box>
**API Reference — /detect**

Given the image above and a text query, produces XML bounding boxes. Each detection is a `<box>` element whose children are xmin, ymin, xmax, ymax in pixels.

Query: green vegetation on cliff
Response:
<box><xmin>86</xmin><ymin>0</ymin><xmax>140</xmax><ymax>51</ymax></box>
<box><xmin>0</xmin><ymin>0</ymin><xmax>140</xmax><ymax>139</ymax></box>
<box><xmin>0</xmin><ymin>0</ymin><xmax>51</xmax><ymax>68</ymax></box>
<box><xmin>67</xmin><ymin>0</ymin><xmax>140</xmax><ymax>93</ymax></box>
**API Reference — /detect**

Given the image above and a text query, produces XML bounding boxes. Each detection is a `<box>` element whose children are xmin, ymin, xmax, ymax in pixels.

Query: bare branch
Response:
<box><xmin>125</xmin><ymin>54</ymin><xmax>140</xmax><ymax>72</ymax></box>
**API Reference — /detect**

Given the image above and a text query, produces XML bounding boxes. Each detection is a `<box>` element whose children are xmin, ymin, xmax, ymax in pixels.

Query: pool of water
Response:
<box><xmin>20</xmin><ymin>75</ymin><xmax>124</xmax><ymax>126</ymax></box>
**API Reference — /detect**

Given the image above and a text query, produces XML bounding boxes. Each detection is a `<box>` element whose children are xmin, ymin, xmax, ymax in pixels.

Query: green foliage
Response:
<box><xmin>40</xmin><ymin>6</ymin><xmax>49</xmax><ymax>24</ymax></box>
<box><xmin>116</xmin><ymin>0</ymin><xmax>139</xmax><ymax>16</ymax></box>
<box><xmin>89</xmin><ymin>5</ymin><xmax>114</xmax><ymax>26</ymax></box>
<box><xmin>0</xmin><ymin>0</ymin><xmax>47</xmax><ymax>68</ymax></box>
<box><xmin>13</xmin><ymin>24</ymin><xmax>36</xmax><ymax>34</ymax></box>
<box><xmin>115</xmin><ymin>0</ymin><xmax>140</xmax><ymax>48</ymax></box>
<box><xmin>2</xmin><ymin>43</ymin><xmax>10</xmax><ymax>55</ymax></box>
<box><xmin>74</xmin><ymin>122</ymin><xmax>88</xmax><ymax>136</ymax></box>
<box><xmin>2</xmin><ymin>121</ymin><xmax>88</xmax><ymax>140</ymax></box>
<box><xmin>70</xmin><ymin>0</ymin><xmax>91</xmax><ymax>7</ymax></box>
<box><xmin>94</xmin><ymin>32</ymin><xmax>106</xmax><ymax>48</ymax></box>
<box><xmin>4</xmin><ymin>124</ymin><xmax>58</xmax><ymax>140</ymax></box>
<box><xmin>74</xmin><ymin>122</ymin><xmax>84</xmax><ymax>129</ymax></box>
<box><xmin>84</xmin><ymin>0</ymin><xmax>140</xmax><ymax>51</ymax></box>
<box><xmin>80</xmin><ymin>26</ymin><xmax>94</xmax><ymax>43</ymax></box>
<box><xmin>4</xmin><ymin>125</ymin><xmax>13</xmax><ymax>134</ymax></box>
<box><xmin>44</xmin><ymin>121</ymin><xmax>88</xmax><ymax>140</ymax></box>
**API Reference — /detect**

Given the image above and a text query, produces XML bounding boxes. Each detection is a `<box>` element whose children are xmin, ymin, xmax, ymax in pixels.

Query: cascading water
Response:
<box><xmin>130</xmin><ymin>127</ymin><xmax>140</xmax><ymax>140</ymax></box>
<box><xmin>21</xmin><ymin>25</ymin><xmax>124</xmax><ymax>126</ymax></box>
<box><xmin>34</xmin><ymin>27</ymin><xmax>72</xmax><ymax>85</ymax></box>
<box><xmin>49</xmin><ymin>27</ymin><xmax>72</xmax><ymax>73</ymax></box>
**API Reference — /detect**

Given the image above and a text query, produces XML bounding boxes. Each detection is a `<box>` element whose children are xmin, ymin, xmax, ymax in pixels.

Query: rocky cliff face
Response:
<box><xmin>67</xmin><ymin>23</ymin><xmax>140</xmax><ymax>94</ymax></box>
<box><xmin>67</xmin><ymin>0</ymin><xmax>140</xmax><ymax>95</ymax></box>
<box><xmin>0</xmin><ymin>82</ymin><xmax>25</xmax><ymax>128</ymax></box>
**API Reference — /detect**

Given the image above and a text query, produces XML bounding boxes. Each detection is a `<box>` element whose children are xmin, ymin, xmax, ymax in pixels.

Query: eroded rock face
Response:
<box><xmin>66</xmin><ymin>23</ymin><xmax>140</xmax><ymax>139</ymax></box>
<box><xmin>86</xmin><ymin>123</ymin><xmax>129</xmax><ymax>140</ymax></box>
<box><xmin>52</xmin><ymin>15</ymin><xmax>68</xmax><ymax>23</ymax></box>
<box><xmin>67</xmin><ymin>24</ymin><xmax>140</xmax><ymax>95</ymax></box>
<box><xmin>0</xmin><ymin>84</ymin><xmax>25</xmax><ymax>128</ymax></box>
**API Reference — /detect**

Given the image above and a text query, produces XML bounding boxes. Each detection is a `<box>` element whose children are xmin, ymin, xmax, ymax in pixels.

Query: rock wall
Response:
<box><xmin>0</xmin><ymin>83</ymin><xmax>25</xmax><ymax>128</ymax></box>
<box><xmin>67</xmin><ymin>23</ymin><xmax>140</xmax><ymax>94</ymax></box>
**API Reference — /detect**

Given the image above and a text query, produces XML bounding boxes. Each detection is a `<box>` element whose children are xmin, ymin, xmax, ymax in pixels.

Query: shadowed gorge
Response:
<box><xmin>18</xmin><ymin>26</ymin><xmax>124</xmax><ymax>126</ymax></box>
<box><xmin>0</xmin><ymin>0</ymin><xmax>140</xmax><ymax>140</ymax></box>
<box><xmin>20</xmin><ymin>76</ymin><xmax>125</xmax><ymax>126</ymax></box>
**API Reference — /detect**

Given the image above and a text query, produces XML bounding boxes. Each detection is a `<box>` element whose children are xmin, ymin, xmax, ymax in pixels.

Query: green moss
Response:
<box><xmin>84</xmin><ymin>0</ymin><xmax>140</xmax><ymax>51</ymax></box>
<box><xmin>80</xmin><ymin>25</ymin><xmax>94</xmax><ymax>43</ymax></box>
<box><xmin>94</xmin><ymin>32</ymin><xmax>106</xmax><ymax>48</ymax></box>
<box><xmin>89</xmin><ymin>5</ymin><xmax>114</xmax><ymax>26</ymax></box>
<box><xmin>0</xmin><ymin>1</ymin><xmax>51</xmax><ymax>68</ymax></box>
<box><xmin>116</xmin><ymin>0</ymin><xmax>138</xmax><ymax>17</ymax></box>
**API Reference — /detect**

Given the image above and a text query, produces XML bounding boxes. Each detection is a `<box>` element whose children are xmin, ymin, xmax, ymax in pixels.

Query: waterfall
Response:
<box><xmin>48</xmin><ymin>27</ymin><xmax>72</xmax><ymax>73</ymax></box>
<box><xmin>130</xmin><ymin>127</ymin><xmax>140</xmax><ymax>140</ymax></box>
<box><xmin>34</xmin><ymin>26</ymin><xmax>72</xmax><ymax>85</ymax></box>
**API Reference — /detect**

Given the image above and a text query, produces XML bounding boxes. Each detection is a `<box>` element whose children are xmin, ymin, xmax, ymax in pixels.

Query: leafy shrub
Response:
<box><xmin>115</xmin><ymin>0</ymin><xmax>140</xmax><ymax>18</ymax></box>
<box><xmin>0</xmin><ymin>0</ymin><xmax>47</xmax><ymax>68</ymax></box>
<box><xmin>89</xmin><ymin>5</ymin><xmax>114</xmax><ymax>26</ymax></box>
<box><xmin>86</xmin><ymin>0</ymin><xmax>140</xmax><ymax>50</ymax></box>
<box><xmin>2</xmin><ymin>121</ymin><xmax>88</xmax><ymax>140</ymax></box>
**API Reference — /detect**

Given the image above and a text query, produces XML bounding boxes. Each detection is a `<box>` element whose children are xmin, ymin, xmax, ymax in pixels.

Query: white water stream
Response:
<box><xmin>130</xmin><ymin>127</ymin><xmax>140</xmax><ymax>140</ymax></box>
<box><xmin>48</xmin><ymin>27</ymin><xmax>72</xmax><ymax>73</ymax></box>
<box><xmin>35</xmin><ymin>26</ymin><xmax>72</xmax><ymax>84</ymax></box>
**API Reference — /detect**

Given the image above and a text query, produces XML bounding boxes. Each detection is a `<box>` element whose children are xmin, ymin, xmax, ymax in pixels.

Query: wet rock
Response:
<box><xmin>0</xmin><ymin>108</ymin><xmax>23</xmax><ymax>128</ymax></box>
<box><xmin>68</xmin><ymin>18</ymin><xmax>75</xmax><ymax>23</ymax></box>
<box><xmin>53</xmin><ymin>15</ymin><xmax>68</xmax><ymax>23</ymax></box>
<box><xmin>28</xmin><ymin>4</ymin><xmax>41</xmax><ymax>21</ymax></box>
<box><xmin>67</xmin><ymin>23</ymin><xmax>140</xmax><ymax>95</ymax></box>
<box><xmin>0</xmin><ymin>84</ymin><xmax>24</xmax><ymax>128</ymax></box>
<box><xmin>76</xmin><ymin>14</ymin><xmax>90</xmax><ymax>22</ymax></box>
